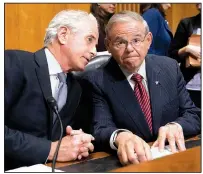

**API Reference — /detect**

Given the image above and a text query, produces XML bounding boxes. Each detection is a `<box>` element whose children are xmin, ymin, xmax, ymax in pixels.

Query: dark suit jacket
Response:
<box><xmin>142</xmin><ymin>8</ymin><xmax>173</xmax><ymax>56</ymax></box>
<box><xmin>81</xmin><ymin>55</ymin><xmax>200</xmax><ymax>151</ymax></box>
<box><xmin>5</xmin><ymin>49</ymin><xmax>82</xmax><ymax>170</ymax></box>
<box><xmin>168</xmin><ymin>13</ymin><xmax>201</xmax><ymax>83</ymax></box>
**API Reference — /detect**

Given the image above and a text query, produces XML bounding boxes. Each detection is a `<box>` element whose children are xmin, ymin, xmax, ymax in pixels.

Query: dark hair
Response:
<box><xmin>90</xmin><ymin>3</ymin><xmax>114</xmax><ymax>33</ymax></box>
<box><xmin>140</xmin><ymin>3</ymin><xmax>166</xmax><ymax>18</ymax></box>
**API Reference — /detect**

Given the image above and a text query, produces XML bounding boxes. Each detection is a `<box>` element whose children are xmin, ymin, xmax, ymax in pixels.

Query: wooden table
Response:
<box><xmin>47</xmin><ymin>136</ymin><xmax>201</xmax><ymax>172</ymax></box>
<box><xmin>111</xmin><ymin>146</ymin><xmax>200</xmax><ymax>172</ymax></box>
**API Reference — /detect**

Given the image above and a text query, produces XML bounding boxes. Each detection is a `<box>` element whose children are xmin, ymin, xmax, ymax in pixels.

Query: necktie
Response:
<box><xmin>131</xmin><ymin>74</ymin><xmax>153</xmax><ymax>133</ymax></box>
<box><xmin>53</xmin><ymin>72</ymin><xmax>67</xmax><ymax>123</ymax></box>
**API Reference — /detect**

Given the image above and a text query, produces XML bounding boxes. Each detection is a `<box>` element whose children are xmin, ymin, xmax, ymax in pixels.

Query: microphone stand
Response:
<box><xmin>47</xmin><ymin>97</ymin><xmax>63</xmax><ymax>172</ymax></box>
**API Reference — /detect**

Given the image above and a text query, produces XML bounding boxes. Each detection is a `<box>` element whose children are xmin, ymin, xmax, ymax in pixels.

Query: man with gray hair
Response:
<box><xmin>81</xmin><ymin>11</ymin><xmax>200</xmax><ymax>165</ymax></box>
<box><xmin>5</xmin><ymin>10</ymin><xmax>98</xmax><ymax>170</ymax></box>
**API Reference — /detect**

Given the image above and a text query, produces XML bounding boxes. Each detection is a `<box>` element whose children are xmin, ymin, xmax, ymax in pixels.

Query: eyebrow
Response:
<box><xmin>88</xmin><ymin>35</ymin><xmax>96</xmax><ymax>40</ymax></box>
<box><xmin>113</xmin><ymin>34</ymin><xmax>144</xmax><ymax>41</ymax></box>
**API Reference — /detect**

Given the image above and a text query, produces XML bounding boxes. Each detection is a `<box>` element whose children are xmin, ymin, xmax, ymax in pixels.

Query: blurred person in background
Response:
<box><xmin>90</xmin><ymin>3</ymin><xmax>116</xmax><ymax>54</ymax></box>
<box><xmin>140</xmin><ymin>3</ymin><xmax>173</xmax><ymax>56</ymax></box>
<box><xmin>168</xmin><ymin>3</ymin><xmax>201</xmax><ymax>108</ymax></box>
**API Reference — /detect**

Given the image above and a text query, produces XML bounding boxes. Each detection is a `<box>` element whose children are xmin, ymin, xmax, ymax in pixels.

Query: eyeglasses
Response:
<box><xmin>111</xmin><ymin>33</ymin><xmax>148</xmax><ymax>49</ymax></box>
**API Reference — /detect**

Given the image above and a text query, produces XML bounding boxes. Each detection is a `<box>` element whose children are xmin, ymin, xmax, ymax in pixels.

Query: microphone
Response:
<box><xmin>46</xmin><ymin>97</ymin><xmax>63</xmax><ymax>172</ymax></box>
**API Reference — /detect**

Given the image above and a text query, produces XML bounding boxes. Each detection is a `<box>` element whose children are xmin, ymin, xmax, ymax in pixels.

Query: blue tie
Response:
<box><xmin>53</xmin><ymin>72</ymin><xmax>67</xmax><ymax>123</ymax></box>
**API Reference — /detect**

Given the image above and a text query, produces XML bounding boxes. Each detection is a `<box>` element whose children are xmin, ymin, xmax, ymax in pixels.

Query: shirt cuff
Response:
<box><xmin>166</xmin><ymin>122</ymin><xmax>182</xmax><ymax>129</ymax></box>
<box><xmin>44</xmin><ymin>155</ymin><xmax>49</xmax><ymax>165</ymax></box>
<box><xmin>109</xmin><ymin>129</ymin><xmax>132</xmax><ymax>150</ymax></box>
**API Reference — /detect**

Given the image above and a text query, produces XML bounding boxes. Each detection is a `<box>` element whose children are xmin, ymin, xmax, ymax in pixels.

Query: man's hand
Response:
<box><xmin>48</xmin><ymin>126</ymin><xmax>95</xmax><ymax>162</ymax></box>
<box><xmin>115</xmin><ymin>132</ymin><xmax>152</xmax><ymax>166</ymax></box>
<box><xmin>152</xmin><ymin>124</ymin><xmax>186</xmax><ymax>153</ymax></box>
<box><xmin>66</xmin><ymin>126</ymin><xmax>95</xmax><ymax>160</ymax></box>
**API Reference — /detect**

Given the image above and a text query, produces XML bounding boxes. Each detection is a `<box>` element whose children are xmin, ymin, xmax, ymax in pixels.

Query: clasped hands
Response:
<box><xmin>48</xmin><ymin>126</ymin><xmax>94</xmax><ymax>162</ymax></box>
<box><xmin>115</xmin><ymin>124</ymin><xmax>186</xmax><ymax>166</ymax></box>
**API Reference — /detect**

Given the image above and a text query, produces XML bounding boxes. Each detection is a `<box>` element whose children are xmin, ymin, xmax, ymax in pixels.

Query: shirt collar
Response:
<box><xmin>119</xmin><ymin>59</ymin><xmax>147</xmax><ymax>82</ymax></box>
<box><xmin>44</xmin><ymin>48</ymin><xmax>63</xmax><ymax>75</ymax></box>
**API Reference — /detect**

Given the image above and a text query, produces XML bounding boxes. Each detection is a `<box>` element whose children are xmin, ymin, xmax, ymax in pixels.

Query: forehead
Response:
<box><xmin>76</xmin><ymin>20</ymin><xmax>99</xmax><ymax>38</ymax></box>
<box><xmin>108</xmin><ymin>20</ymin><xmax>145</xmax><ymax>39</ymax></box>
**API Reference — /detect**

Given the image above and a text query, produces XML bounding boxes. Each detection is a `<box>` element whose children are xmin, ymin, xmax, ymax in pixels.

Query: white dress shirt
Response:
<box><xmin>44</xmin><ymin>48</ymin><xmax>67</xmax><ymax>97</ymax></box>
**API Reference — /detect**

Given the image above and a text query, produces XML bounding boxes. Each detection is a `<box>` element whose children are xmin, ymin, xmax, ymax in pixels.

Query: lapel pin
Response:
<box><xmin>155</xmin><ymin>81</ymin><xmax>159</xmax><ymax>85</ymax></box>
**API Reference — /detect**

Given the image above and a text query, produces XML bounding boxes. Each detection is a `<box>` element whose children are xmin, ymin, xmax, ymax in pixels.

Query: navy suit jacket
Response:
<box><xmin>81</xmin><ymin>55</ymin><xmax>200</xmax><ymax>151</ymax></box>
<box><xmin>142</xmin><ymin>8</ymin><xmax>173</xmax><ymax>56</ymax></box>
<box><xmin>5</xmin><ymin>49</ymin><xmax>82</xmax><ymax>170</ymax></box>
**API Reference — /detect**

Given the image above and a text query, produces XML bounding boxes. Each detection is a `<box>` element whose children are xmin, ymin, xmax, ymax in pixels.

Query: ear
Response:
<box><xmin>57</xmin><ymin>26</ymin><xmax>70</xmax><ymax>45</ymax></box>
<box><xmin>145</xmin><ymin>32</ymin><xmax>153</xmax><ymax>49</ymax></box>
<box><xmin>104</xmin><ymin>38</ymin><xmax>111</xmax><ymax>53</ymax></box>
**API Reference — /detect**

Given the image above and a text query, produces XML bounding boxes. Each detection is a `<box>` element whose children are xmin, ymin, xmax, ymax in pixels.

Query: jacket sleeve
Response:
<box><xmin>5</xmin><ymin>50</ymin><xmax>51</xmax><ymax>165</ymax></box>
<box><xmin>81</xmin><ymin>75</ymin><xmax>118</xmax><ymax>152</ymax></box>
<box><xmin>173</xmin><ymin>61</ymin><xmax>201</xmax><ymax>136</ymax></box>
<box><xmin>168</xmin><ymin>19</ymin><xmax>190</xmax><ymax>63</ymax></box>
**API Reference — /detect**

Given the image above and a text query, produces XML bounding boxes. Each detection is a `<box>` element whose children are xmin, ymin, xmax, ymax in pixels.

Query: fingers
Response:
<box><xmin>157</xmin><ymin>126</ymin><xmax>167</xmax><ymax>152</ymax></box>
<box><xmin>134</xmin><ymin>139</ymin><xmax>147</xmax><ymax>163</ymax></box>
<box><xmin>80</xmin><ymin>134</ymin><xmax>95</xmax><ymax>143</ymax></box>
<box><xmin>66</xmin><ymin>125</ymin><xmax>73</xmax><ymax>135</ymax></box>
<box><xmin>175</xmin><ymin>126</ymin><xmax>186</xmax><ymax>152</ymax></box>
<box><xmin>66</xmin><ymin>126</ymin><xmax>84</xmax><ymax>136</ymax></box>
<box><xmin>78</xmin><ymin>151</ymin><xmax>89</xmax><ymax>160</ymax></box>
<box><xmin>156</xmin><ymin>124</ymin><xmax>186</xmax><ymax>153</ymax></box>
<box><xmin>117</xmin><ymin>135</ymin><xmax>150</xmax><ymax>166</ymax></box>
<box><xmin>70</xmin><ymin>129</ymin><xmax>84</xmax><ymax>136</ymax></box>
<box><xmin>143</xmin><ymin>142</ymin><xmax>152</xmax><ymax>161</ymax></box>
<box><xmin>126</xmin><ymin>141</ymin><xmax>139</xmax><ymax>164</ymax></box>
<box><xmin>117</xmin><ymin>146</ymin><xmax>129</xmax><ymax>166</ymax></box>
<box><xmin>151</xmin><ymin>140</ymin><xmax>159</xmax><ymax>148</ymax></box>
<box><xmin>80</xmin><ymin>142</ymin><xmax>94</xmax><ymax>152</ymax></box>
<box><xmin>167</xmin><ymin>133</ymin><xmax>177</xmax><ymax>153</ymax></box>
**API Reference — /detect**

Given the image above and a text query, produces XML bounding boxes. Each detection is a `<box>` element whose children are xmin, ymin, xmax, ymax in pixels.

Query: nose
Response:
<box><xmin>126</xmin><ymin>42</ymin><xmax>134</xmax><ymax>53</ymax></box>
<box><xmin>167</xmin><ymin>4</ymin><xmax>171</xmax><ymax>9</ymax></box>
<box><xmin>90</xmin><ymin>46</ymin><xmax>97</xmax><ymax>59</ymax></box>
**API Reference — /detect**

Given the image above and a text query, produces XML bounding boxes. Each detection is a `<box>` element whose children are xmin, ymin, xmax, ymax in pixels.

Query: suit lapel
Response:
<box><xmin>34</xmin><ymin>48</ymin><xmax>53</xmax><ymax>139</ymax></box>
<box><xmin>52</xmin><ymin>74</ymin><xmax>82</xmax><ymax>140</ymax></box>
<box><xmin>146</xmin><ymin>55</ymin><xmax>164</xmax><ymax>134</ymax></box>
<box><xmin>106</xmin><ymin>59</ymin><xmax>151</xmax><ymax>138</ymax></box>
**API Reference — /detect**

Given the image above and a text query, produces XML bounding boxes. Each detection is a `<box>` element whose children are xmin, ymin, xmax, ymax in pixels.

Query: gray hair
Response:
<box><xmin>105</xmin><ymin>10</ymin><xmax>149</xmax><ymax>38</ymax></box>
<box><xmin>44</xmin><ymin>10</ymin><xmax>98</xmax><ymax>47</ymax></box>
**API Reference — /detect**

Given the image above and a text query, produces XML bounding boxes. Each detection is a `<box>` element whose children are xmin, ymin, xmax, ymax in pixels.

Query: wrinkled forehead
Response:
<box><xmin>75</xmin><ymin>19</ymin><xmax>99</xmax><ymax>38</ymax></box>
<box><xmin>107</xmin><ymin>20</ymin><xmax>146</xmax><ymax>39</ymax></box>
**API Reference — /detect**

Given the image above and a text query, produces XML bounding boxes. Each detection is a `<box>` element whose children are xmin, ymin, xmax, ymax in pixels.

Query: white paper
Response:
<box><xmin>150</xmin><ymin>145</ymin><xmax>174</xmax><ymax>159</ymax></box>
<box><xmin>5</xmin><ymin>164</ymin><xmax>64</xmax><ymax>172</ymax></box>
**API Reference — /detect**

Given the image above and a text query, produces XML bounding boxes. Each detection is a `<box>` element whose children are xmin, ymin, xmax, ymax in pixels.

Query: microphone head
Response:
<box><xmin>46</xmin><ymin>96</ymin><xmax>58</xmax><ymax>111</ymax></box>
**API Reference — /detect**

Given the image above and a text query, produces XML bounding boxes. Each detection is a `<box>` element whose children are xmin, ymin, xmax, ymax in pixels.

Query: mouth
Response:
<box><xmin>83</xmin><ymin>57</ymin><xmax>90</xmax><ymax>64</ymax></box>
<box><xmin>123</xmin><ymin>56</ymin><xmax>138</xmax><ymax>60</ymax></box>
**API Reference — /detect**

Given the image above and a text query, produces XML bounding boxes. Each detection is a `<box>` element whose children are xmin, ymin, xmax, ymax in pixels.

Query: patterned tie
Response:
<box><xmin>53</xmin><ymin>72</ymin><xmax>67</xmax><ymax>123</ymax></box>
<box><xmin>131</xmin><ymin>73</ymin><xmax>153</xmax><ymax>133</ymax></box>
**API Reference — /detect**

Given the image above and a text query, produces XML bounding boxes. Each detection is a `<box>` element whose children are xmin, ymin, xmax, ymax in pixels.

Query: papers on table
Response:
<box><xmin>151</xmin><ymin>145</ymin><xmax>174</xmax><ymax>159</ymax></box>
<box><xmin>5</xmin><ymin>164</ymin><xmax>64</xmax><ymax>172</ymax></box>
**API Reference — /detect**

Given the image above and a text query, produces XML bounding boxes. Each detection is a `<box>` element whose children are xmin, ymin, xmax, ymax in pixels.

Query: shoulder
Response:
<box><xmin>5</xmin><ymin>49</ymin><xmax>34</xmax><ymax>61</ymax></box>
<box><xmin>5</xmin><ymin>49</ymin><xmax>33</xmax><ymax>56</ymax></box>
<box><xmin>143</xmin><ymin>8</ymin><xmax>162</xmax><ymax>19</ymax></box>
<box><xmin>146</xmin><ymin>54</ymin><xmax>178</xmax><ymax>68</ymax></box>
<box><xmin>179</xmin><ymin>15</ymin><xmax>197</xmax><ymax>25</ymax></box>
<box><xmin>5</xmin><ymin>49</ymin><xmax>37</xmax><ymax>69</ymax></box>
<box><xmin>81</xmin><ymin>67</ymin><xmax>105</xmax><ymax>83</ymax></box>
